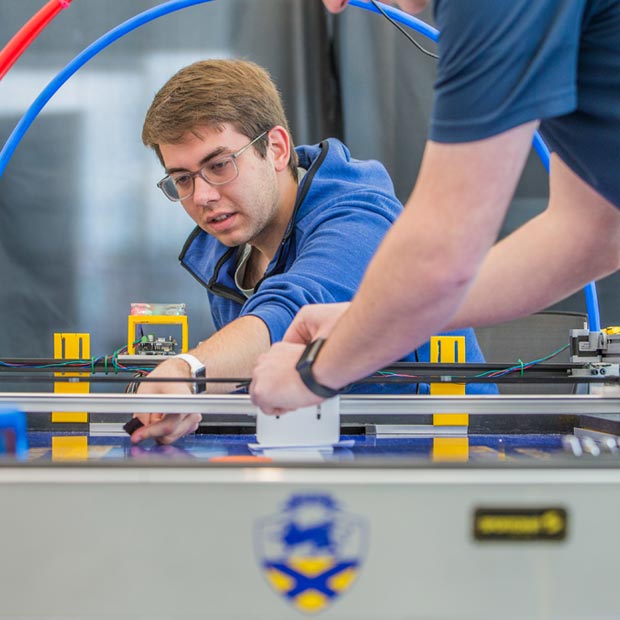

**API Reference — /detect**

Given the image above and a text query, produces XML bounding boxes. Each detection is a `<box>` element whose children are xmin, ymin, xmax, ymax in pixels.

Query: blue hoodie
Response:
<box><xmin>179</xmin><ymin>138</ymin><xmax>495</xmax><ymax>395</ymax></box>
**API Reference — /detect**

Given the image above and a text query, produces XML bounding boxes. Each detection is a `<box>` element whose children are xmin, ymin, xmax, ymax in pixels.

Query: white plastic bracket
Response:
<box><xmin>255</xmin><ymin>397</ymin><xmax>340</xmax><ymax>448</ymax></box>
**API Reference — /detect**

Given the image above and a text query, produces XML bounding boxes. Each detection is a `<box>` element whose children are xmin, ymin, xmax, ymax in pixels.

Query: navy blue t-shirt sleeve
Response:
<box><xmin>430</xmin><ymin>0</ymin><xmax>585</xmax><ymax>143</ymax></box>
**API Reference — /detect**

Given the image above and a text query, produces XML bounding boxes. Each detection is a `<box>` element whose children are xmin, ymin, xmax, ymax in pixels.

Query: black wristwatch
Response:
<box><xmin>296</xmin><ymin>338</ymin><xmax>340</xmax><ymax>399</ymax></box>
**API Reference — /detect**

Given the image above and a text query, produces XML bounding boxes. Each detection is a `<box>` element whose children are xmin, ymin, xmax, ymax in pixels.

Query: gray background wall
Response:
<box><xmin>0</xmin><ymin>0</ymin><xmax>617</xmax><ymax>371</ymax></box>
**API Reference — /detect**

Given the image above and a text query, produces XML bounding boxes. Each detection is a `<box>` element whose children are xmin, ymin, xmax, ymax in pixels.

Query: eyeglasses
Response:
<box><xmin>157</xmin><ymin>130</ymin><xmax>269</xmax><ymax>202</ymax></box>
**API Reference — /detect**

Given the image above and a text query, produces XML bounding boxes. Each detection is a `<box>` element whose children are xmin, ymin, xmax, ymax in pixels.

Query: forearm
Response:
<box><xmin>446</xmin><ymin>212</ymin><xmax>571</xmax><ymax>329</ymax></box>
<box><xmin>310</xmin><ymin>128</ymin><xmax>535</xmax><ymax>390</ymax></box>
<box><xmin>137</xmin><ymin>315</ymin><xmax>270</xmax><ymax>395</ymax></box>
<box><xmin>190</xmin><ymin>315</ymin><xmax>271</xmax><ymax>393</ymax></box>
<box><xmin>447</xmin><ymin>154</ymin><xmax>620</xmax><ymax>330</ymax></box>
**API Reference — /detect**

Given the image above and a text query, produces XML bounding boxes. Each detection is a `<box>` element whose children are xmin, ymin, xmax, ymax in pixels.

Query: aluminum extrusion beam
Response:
<box><xmin>1</xmin><ymin>392</ymin><xmax>620</xmax><ymax>416</ymax></box>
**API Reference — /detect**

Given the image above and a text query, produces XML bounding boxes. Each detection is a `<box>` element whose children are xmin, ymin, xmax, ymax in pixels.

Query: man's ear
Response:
<box><xmin>267</xmin><ymin>126</ymin><xmax>291</xmax><ymax>172</ymax></box>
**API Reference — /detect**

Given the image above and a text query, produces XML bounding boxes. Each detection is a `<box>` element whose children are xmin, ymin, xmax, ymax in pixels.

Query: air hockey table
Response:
<box><xmin>1</xmin><ymin>392</ymin><xmax>620</xmax><ymax>620</ymax></box>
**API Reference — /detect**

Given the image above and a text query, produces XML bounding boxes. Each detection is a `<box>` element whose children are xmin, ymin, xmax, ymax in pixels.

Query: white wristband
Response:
<box><xmin>174</xmin><ymin>353</ymin><xmax>206</xmax><ymax>394</ymax></box>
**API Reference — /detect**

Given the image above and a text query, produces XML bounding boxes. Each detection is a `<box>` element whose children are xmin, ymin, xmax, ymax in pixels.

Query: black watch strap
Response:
<box><xmin>295</xmin><ymin>338</ymin><xmax>340</xmax><ymax>399</ymax></box>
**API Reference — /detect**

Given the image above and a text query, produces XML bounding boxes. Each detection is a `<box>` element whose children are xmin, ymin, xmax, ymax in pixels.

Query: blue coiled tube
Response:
<box><xmin>350</xmin><ymin>0</ymin><xmax>439</xmax><ymax>40</ymax></box>
<box><xmin>0</xmin><ymin>0</ymin><xmax>600</xmax><ymax>328</ymax></box>
<box><xmin>0</xmin><ymin>0</ymin><xmax>214</xmax><ymax>176</ymax></box>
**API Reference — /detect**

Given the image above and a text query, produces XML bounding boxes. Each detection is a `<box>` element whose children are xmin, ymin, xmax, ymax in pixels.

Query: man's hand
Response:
<box><xmin>250</xmin><ymin>302</ymin><xmax>348</xmax><ymax>413</ymax></box>
<box><xmin>283</xmin><ymin>302</ymin><xmax>350</xmax><ymax>344</ymax></box>
<box><xmin>131</xmin><ymin>356</ymin><xmax>202</xmax><ymax>444</ymax></box>
<box><xmin>129</xmin><ymin>412</ymin><xmax>202</xmax><ymax>444</ymax></box>
<box><xmin>250</xmin><ymin>342</ymin><xmax>323</xmax><ymax>415</ymax></box>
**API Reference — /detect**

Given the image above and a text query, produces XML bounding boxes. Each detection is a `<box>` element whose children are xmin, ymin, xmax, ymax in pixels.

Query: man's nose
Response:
<box><xmin>192</xmin><ymin>174</ymin><xmax>221</xmax><ymax>204</ymax></box>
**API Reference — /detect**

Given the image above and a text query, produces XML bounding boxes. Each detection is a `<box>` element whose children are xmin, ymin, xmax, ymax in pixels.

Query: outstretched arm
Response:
<box><xmin>132</xmin><ymin>315</ymin><xmax>270</xmax><ymax>443</ymax></box>
<box><xmin>251</xmin><ymin>123</ymin><xmax>536</xmax><ymax>412</ymax></box>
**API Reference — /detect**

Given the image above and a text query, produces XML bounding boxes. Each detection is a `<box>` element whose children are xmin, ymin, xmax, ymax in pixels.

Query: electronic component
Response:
<box><xmin>569</xmin><ymin>328</ymin><xmax>620</xmax><ymax>388</ymax></box>
<box><xmin>126</xmin><ymin>303</ymin><xmax>189</xmax><ymax>356</ymax></box>
<box><xmin>134</xmin><ymin>334</ymin><xmax>177</xmax><ymax>356</ymax></box>
<box><xmin>570</xmin><ymin>327</ymin><xmax>620</xmax><ymax>363</ymax></box>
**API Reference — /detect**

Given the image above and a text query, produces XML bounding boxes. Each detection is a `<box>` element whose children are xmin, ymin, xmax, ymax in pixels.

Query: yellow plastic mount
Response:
<box><xmin>51</xmin><ymin>435</ymin><xmax>89</xmax><ymax>461</ymax></box>
<box><xmin>432</xmin><ymin>437</ymin><xmax>470</xmax><ymax>462</ymax></box>
<box><xmin>127</xmin><ymin>315</ymin><xmax>188</xmax><ymax>354</ymax></box>
<box><xmin>53</xmin><ymin>333</ymin><xmax>90</xmax><ymax>423</ymax></box>
<box><xmin>430</xmin><ymin>335</ymin><xmax>468</xmax><ymax>427</ymax></box>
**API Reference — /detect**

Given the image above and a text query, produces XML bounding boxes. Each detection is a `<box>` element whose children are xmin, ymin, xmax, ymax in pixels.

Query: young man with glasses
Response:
<box><xmin>250</xmin><ymin>0</ymin><xmax>620</xmax><ymax>415</ymax></box>
<box><xmin>133</xmin><ymin>58</ymin><xmax>493</xmax><ymax>443</ymax></box>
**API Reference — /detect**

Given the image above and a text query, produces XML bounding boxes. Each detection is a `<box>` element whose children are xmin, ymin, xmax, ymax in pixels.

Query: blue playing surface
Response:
<box><xmin>18</xmin><ymin>431</ymin><xmax>566</xmax><ymax>463</ymax></box>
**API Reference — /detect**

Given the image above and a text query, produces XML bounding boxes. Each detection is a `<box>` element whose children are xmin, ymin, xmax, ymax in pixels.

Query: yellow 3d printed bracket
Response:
<box><xmin>430</xmin><ymin>335</ymin><xmax>468</xmax><ymax>428</ymax></box>
<box><xmin>53</xmin><ymin>332</ymin><xmax>90</xmax><ymax>423</ymax></box>
<box><xmin>127</xmin><ymin>314</ymin><xmax>188</xmax><ymax>354</ymax></box>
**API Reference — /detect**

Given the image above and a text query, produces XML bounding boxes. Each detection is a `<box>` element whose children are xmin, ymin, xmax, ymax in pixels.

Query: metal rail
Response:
<box><xmin>1</xmin><ymin>392</ymin><xmax>620</xmax><ymax>416</ymax></box>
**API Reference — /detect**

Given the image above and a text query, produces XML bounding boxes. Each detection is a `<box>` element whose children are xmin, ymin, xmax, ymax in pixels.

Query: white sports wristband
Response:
<box><xmin>174</xmin><ymin>353</ymin><xmax>206</xmax><ymax>394</ymax></box>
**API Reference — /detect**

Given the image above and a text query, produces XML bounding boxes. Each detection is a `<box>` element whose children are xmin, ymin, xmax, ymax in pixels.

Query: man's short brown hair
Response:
<box><xmin>142</xmin><ymin>59</ymin><xmax>298</xmax><ymax>176</ymax></box>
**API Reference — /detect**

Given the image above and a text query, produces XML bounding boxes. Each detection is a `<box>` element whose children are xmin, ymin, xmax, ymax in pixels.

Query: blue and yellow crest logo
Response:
<box><xmin>255</xmin><ymin>493</ymin><xmax>368</xmax><ymax>615</ymax></box>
